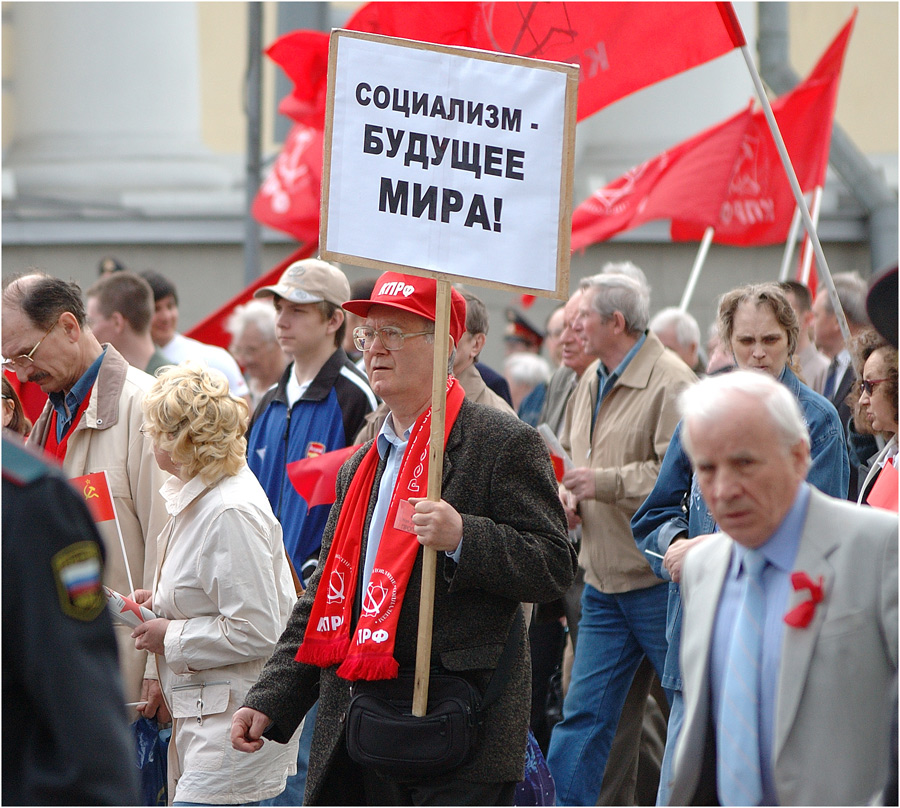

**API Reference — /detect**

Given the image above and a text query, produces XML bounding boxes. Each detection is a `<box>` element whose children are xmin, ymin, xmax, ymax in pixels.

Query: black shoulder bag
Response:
<box><xmin>345</xmin><ymin>613</ymin><xmax>522</xmax><ymax>778</ymax></box>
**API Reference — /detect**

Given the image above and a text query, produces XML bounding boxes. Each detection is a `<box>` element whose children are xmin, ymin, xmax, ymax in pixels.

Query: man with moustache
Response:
<box><xmin>2</xmin><ymin>271</ymin><xmax>170</xmax><ymax>720</ymax></box>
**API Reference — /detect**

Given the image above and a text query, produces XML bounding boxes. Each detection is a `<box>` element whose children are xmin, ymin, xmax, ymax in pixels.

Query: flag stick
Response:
<box><xmin>779</xmin><ymin>204</ymin><xmax>804</xmax><ymax>281</ymax></box>
<box><xmin>413</xmin><ymin>279</ymin><xmax>452</xmax><ymax>717</ymax></box>
<box><xmin>679</xmin><ymin>226</ymin><xmax>714</xmax><ymax>312</ymax></box>
<box><xmin>799</xmin><ymin>186</ymin><xmax>824</xmax><ymax>285</ymax></box>
<box><xmin>100</xmin><ymin>470</ymin><xmax>137</xmax><ymax>596</ymax></box>
<box><xmin>737</xmin><ymin>42</ymin><xmax>852</xmax><ymax>346</ymax></box>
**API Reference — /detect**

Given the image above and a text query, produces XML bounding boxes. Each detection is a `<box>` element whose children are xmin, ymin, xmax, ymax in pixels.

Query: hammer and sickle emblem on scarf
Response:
<box><xmin>362</xmin><ymin>581</ymin><xmax>388</xmax><ymax>618</ymax></box>
<box><xmin>326</xmin><ymin>570</ymin><xmax>345</xmax><ymax>603</ymax></box>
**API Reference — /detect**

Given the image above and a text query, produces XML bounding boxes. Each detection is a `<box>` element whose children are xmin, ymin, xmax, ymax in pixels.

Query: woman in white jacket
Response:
<box><xmin>131</xmin><ymin>363</ymin><xmax>299</xmax><ymax>805</ymax></box>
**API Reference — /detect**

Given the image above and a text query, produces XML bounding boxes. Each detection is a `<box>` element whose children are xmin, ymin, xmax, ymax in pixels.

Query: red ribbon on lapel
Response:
<box><xmin>783</xmin><ymin>571</ymin><xmax>824</xmax><ymax>628</ymax></box>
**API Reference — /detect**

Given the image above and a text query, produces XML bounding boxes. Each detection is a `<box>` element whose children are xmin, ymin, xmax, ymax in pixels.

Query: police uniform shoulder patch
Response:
<box><xmin>52</xmin><ymin>540</ymin><xmax>105</xmax><ymax>621</ymax></box>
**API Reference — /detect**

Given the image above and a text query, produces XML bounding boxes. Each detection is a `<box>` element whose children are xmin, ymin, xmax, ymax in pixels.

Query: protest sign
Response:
<box><xmin>321</xmin><ymin>30</ymin><xmax>577</xmax><ymax>299</ymax></box>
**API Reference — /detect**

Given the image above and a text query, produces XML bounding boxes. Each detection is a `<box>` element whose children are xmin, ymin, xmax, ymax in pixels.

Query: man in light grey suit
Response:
<box><xmin>669</xmin><ymin>370</ymin><xmax>897</xmax><ymax>806</ymax></box>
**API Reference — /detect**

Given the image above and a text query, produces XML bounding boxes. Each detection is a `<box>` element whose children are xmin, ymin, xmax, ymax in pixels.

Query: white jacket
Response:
<box><xmin>153</xmin><ymin>465</ymin><xmax>299</xmax><ymax>804</ymax></box>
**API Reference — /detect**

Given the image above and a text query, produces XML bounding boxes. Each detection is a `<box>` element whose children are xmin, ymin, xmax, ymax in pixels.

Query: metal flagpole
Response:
<box><xmin>244</xmin><ymin>3</ymin><xmax>263</xmax><ymax>286</ymax></box>
<box><xmin>679</xmin><ymin>226</ymin><xmax>714</xmax><ymax>311</ymax></box>
<box><xmin>736</xmin><ymin>41</ymin><xmax>852</xmax><ymax>346</ymax></box>
<box><xmin>779</xmin><ymin>204</ymin><xmax>804</xmax><ymax>281</ymax></box>
<box><xmin>799</xmin><ymin>186</ymin><xmax>824</xmax><ymax>285</ymax></box>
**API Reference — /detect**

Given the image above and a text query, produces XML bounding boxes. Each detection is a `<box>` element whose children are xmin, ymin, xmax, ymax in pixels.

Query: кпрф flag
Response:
<box><xmin>570</xmin><ymin>103</ymin><xmax>753</xmax><ymax>251</ymax></box>
<box><xmin>670</xmin><ymin>10</ymin><xmax>855</xmax><ymax>247</ymax></box>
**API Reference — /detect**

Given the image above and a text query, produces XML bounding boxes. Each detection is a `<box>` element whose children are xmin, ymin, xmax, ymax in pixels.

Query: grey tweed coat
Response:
<box><xmin>243</xmin><ymin>399</ymin><xmax>576</xmax><ymax>804</ymax></box>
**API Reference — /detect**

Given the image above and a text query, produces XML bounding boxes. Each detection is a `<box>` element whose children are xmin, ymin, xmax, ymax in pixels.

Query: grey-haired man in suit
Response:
<box><xmin>669</xmin><ymin>369</ymin><xmax>896</xmax><ymax>806</ymax></box>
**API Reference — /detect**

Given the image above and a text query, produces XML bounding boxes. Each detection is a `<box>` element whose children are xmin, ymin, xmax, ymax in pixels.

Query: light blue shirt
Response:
<box><xmin>48</xmin><ymin>348</ymin><xmax>106</xmax><ymax>441</ymax></box>
<box><xmin>362</xmin><ymin>412</ymin><xmax>462</xmax><ymax>593</ymax></box>
<box><xmin>710</xmin><ymin>482</ymin><xmax>811</xmax><ymax>806</ymax></box>
<box><xmin>591</xmin><ymin>332</ymin><xmax>646</xmax><ymax>434</ymax></box>
<box><xmin>362</xmin><ymin>415</ymin><xmax>411</xmax><ymax>594</ymax></box>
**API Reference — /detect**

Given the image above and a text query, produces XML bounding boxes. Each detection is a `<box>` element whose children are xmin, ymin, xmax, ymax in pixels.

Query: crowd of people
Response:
<box><xmin>1</xmin><ymin>255</ymin><xmax>896</xmax><ymax>807</ymax></box>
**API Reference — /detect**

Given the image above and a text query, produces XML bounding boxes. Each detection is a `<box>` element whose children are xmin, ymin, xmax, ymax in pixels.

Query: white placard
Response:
<box><xmin>322</xmin><ymin>31</ymin><xmax>576</xmax><ymax>297</ymax></box>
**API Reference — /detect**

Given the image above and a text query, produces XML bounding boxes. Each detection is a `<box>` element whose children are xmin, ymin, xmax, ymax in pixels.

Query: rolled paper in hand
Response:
<box><xmin>104</xmin><ymin>586</ymin><xmax>156</xmax><ymax>627</ymax></box>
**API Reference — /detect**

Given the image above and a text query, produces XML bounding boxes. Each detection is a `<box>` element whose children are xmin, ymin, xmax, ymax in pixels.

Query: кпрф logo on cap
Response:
<box><xmin>377</xmin><ymin>280</ymin><xmax>416</xmax><ymax>298</ymax></box>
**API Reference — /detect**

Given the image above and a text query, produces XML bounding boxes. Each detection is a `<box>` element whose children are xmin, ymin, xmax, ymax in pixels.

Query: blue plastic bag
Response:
<box><xmin>132</xmin><ymin>717</ymin><xmax>169</xmax><ymax>806</ymax></box>
<box><xmin>515</xmin><ymin>728</ymin><xmax>556</xmax><ymax>806</ymax></box>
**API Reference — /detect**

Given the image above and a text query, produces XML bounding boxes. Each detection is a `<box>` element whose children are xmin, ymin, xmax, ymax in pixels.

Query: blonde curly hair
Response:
<box><xmin>142</xmin><ymin>363</ymin><xmax>249</xmax><ymax>483</ymax></box>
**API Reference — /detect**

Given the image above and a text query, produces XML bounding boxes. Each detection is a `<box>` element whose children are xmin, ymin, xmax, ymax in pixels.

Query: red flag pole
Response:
<box><xmin>679</xmin><ymin>226</ymin><xmax>714</xmax><ymax>312</ymax></box>
<box><xmin>734</xmin><ymin>37</ymin><xmax>852</xmax><ymax>346</ymax></box>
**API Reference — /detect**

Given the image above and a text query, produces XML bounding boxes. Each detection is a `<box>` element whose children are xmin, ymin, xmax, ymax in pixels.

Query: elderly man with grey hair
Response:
<box><xmin>649</xmin><ymin>307</ymin><xmax>703</xmax><ymax>375</ymax></box>
<box><xmin>669</xmin><ymin>369</ymin><xmax>896</xmax><ymax>805</ymax></box>
<box><xmin>225</xmin><ymin>300</ymin><xmax>289</xmax><ymax>410</ymax></box>
<box><xmin>547</xmin><ymin>270</ymin><xmax>696</xmax><ymax>805</ymax></box>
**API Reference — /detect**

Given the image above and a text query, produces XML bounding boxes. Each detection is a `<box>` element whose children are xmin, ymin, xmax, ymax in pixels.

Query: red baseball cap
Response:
<box><xmin>343</xmin><ymin>272</ymin><xmax>467</xmax><ymax>344</ymax></box>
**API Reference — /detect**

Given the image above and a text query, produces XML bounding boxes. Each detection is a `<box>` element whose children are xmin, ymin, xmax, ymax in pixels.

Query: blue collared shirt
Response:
<box><xmin>362</xmin><ymin>415</ymin><xmax>411</xmax><ymax>593</ymax></box>
<box><xmin>48</xmin><ymin>349</ymin><xmax>106</xmax><ymax>442</ymax></box>
<box><xmin>591</xmin><ymin>332</ymin><xmax>646</xmax><ymax>434</ymax></box>
<box><xmin>710</xmin><ymin>482</ymin><xmax>811</xmax><ymax>806</ymax></box>
<box><xmin>363</xmin><ymin>412</ymin><xmax>462</xmax><ymax>593</ymax></box>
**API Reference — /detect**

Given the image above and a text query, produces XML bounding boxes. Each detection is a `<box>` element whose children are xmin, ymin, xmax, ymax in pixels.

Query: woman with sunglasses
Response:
<box><xmin>852</xmin><ymin>329</ymin><xmax>899</xmax><ymax>507</ymax></box>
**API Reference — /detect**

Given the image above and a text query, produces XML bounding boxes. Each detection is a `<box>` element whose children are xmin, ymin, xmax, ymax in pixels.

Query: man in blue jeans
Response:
<box><xmin>547</xmin><ymin>272</ymin><xmax>696</xmax><ymax>806</ymax></box>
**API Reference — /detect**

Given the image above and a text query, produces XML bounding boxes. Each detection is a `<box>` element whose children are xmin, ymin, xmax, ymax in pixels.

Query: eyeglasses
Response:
<box><xmin>353</xmin><ymin>326</ymin><xmax>433</xmax><ymax>352</ymax></box>
<box><xmin>1</xmin><ymin>321</ymin><xmax>57</xmax><ymax>372</ymax></box>
<box><xmin>861</xmin><ymin>378</ymin><xmax>890</xmax><ymax>396</ymax></box>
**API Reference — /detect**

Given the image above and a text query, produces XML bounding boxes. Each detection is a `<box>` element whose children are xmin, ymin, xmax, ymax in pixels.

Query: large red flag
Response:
<box><xmin>570</xmin><ymin>103</ymin><xmax>753</xmax><ymax>251</ymax></box>
<box><xmin>670</xmin><ymin>12</ymin><xmax>854</xmax><ymax>247</ymax></box>
<box><xmin>266</xmin><ymin>30</ymin><xmax>331</xmax><ymax>129</ymax></box>
<box><xmin>343</xmin><ymin>2</ymin><xmax>745</xmax><ymax>123</ymax></box>
<box><xmin>270</xmin><ymin>3</ymin><xmax>743</xmax><ymax>131</ymax></box>
<box><xmin>251</xmin><ymin>123</ymin><xmax>324</xmax><ymax>245</ymax></box>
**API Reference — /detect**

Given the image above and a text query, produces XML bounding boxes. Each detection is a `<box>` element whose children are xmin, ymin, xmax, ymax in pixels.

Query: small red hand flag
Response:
<box><xmin>287</xmin><ymin>444</ymin><xmax>362</xmax><ymax>510</ymax></box>
<box><xmin>70</xmin><ymin>471</ymin><xmax>116</xmax><ymax>523</ymax></box>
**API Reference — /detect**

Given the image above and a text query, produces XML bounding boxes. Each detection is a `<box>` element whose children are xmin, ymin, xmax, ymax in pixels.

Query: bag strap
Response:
<box><xmin>477</xmin><ymin>606</ymin><xmax>524</xmax><ymax>713</ymax></box>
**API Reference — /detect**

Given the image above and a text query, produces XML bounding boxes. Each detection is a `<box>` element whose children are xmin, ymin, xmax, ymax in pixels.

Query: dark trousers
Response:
<box><xmin>362</xmin><ymin>768</ymin><xmax>516</xmax><ymax>806</ymax></box>
<box><xmin>317</xmin><ymin>742</ymin><xmax>516</xmax><ymax>806</ymax></box>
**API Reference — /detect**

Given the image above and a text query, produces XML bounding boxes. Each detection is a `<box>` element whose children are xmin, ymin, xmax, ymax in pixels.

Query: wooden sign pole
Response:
<box><xmin>412</xmin><ymin>279</ymin><xmax>452</xmax><ymax>717</ymax></box>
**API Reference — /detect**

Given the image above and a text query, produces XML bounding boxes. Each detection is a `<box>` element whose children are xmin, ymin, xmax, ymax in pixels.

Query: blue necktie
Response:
<box><xmin>823</xmin><ymin>358</ymin><xmax>839</xmax><ymax>399</ymax></box>
<box><xmin>717</xmin><ymin>549</ymin><xmax>768</xmax><ymax>806</ymax></box>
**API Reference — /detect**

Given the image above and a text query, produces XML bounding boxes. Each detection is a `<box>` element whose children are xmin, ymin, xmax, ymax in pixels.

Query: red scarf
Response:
<box><xmin>296</xmin><ymin>377</ymin><xmax>464</xmax><ymax>681</ymax></box>
<box><xmin>43</xmin><ymin>388</ymin><xmax>94</xmax><ymax>461</ymax></box>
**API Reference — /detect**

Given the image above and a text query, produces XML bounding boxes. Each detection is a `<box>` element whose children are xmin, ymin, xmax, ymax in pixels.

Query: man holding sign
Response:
<box><xmin>233</xmin><ymin>272</ymin><xmax>576</xmax><ymax>805</ymax></box>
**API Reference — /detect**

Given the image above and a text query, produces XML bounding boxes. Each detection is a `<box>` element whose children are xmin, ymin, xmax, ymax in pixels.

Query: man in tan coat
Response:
<box><xmin>2</xmin><ymin>272</ymin><xmax>171</xmax><ymax>718</ymax></box>
<box><xmin>547</xmin><ymin>272</ymin><xmax>696</xmax><ymax>805</ymax></box>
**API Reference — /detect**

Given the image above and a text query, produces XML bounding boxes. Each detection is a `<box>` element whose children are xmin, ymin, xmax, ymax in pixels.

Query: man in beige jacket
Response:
<box><xmin>2</xmin><ymin>272</ymin><xmax>170</xmax><ymax>718</ymax></box>
<box><xmin>547</xmin><ymin>271</ymin><xmax>696</xmax><ymax>805</ymax></box>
